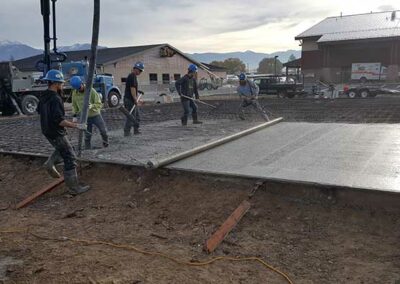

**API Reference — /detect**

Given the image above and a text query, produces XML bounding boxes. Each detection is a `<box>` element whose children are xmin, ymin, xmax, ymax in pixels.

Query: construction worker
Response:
<box><xmin>123</xmin><ymin>62</ymin><xmax>144</xmax><ymax>136</ymax></box>
<box><xmin>70</xmin><ymin>76</ymin><xmax>109</xmax><ymax>149</ymax></box>
<box><xmin>38</xmin><ymin>70</ymin><xmax>90</xmax><ymax>195</ymax></box>
<box><xmin>237</xmin><ymin>73</ymin><xmax>269</xmax><ymax>121</ymax></box>
<box><xmin>175</xmin><ymin>64</ymin><xmax>202</xmax><ymax>126</ymax></box>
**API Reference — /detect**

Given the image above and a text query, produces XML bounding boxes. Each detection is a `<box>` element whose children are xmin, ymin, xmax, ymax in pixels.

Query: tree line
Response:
<box><xmin>210</xmin><ymin>54</ymin><xmax>297</xmax><ymax>75</ymax></box>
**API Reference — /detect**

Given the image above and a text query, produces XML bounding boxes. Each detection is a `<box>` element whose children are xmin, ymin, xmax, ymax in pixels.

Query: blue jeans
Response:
<box><xmin>85</xmin><ymin>114</ymin><xmax>109</xmax><ymax>147</ymax></box>
<box><xmin>181</xmin><ymin>97</ymin><xmax>198</xmax><ymax>119</ymax></box>
<box><xmin>46</xmin><ymin>135</ymin><xmax>76</xmax><ymax>171</ymax></box>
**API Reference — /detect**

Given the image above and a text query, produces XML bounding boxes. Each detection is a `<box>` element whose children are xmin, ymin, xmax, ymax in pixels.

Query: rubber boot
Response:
<box><xmin>192</xmin><ymin>113</ymin><xmax>203</xmax><ymax>124</ymax></box>
<box><xmin>44</xmin><ymin>153</ymin><xmax>61</xmax><ymax>178</ymax></box>
<box><xmin>64</xmin><ymin>168</ymin><xmax>90</xmax><ymax>196</ymax></box>
<box><xmin>102</xmin><ymin>134</ymin><xmax>109</xmax><ymax>148</ymax></box>
<box><xmin>181</xmin><ymin>116</ymin><xmax>188</xmax><ymax>126</ymax></box>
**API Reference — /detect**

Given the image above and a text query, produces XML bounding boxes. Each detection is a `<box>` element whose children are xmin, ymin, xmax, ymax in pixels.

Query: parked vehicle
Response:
<box><xmin>251</xmin><ymin>75</ymin><xmax>305</xmax><ymax>98</ymax></box>
<box><xmin>0</xmin><ymin>61</ymin><xmax>121</xmax><ymax>115</ymax></box>
<box><xmin>344</xmin><ymin>83</ymin><xmax>400</xmax><ymax>98</ymax></box>
<box><xmin>351</xmin><ymin>63</ymin><xmax>387</xmax><ymax>83</ymax></box>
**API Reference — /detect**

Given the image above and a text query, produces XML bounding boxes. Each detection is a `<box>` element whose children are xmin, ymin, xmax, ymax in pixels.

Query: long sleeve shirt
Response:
<box><xmin>72</xmin><ymin>87</ymin><xmax>103</xmax><ymax>117</ymax></box>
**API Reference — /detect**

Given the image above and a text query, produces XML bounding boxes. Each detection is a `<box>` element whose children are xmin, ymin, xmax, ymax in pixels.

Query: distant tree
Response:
<box><xmin>257</xmin><ymin>57</ymin><xmax>283</xmax><ymax>74</ymax></box>
<box><xmin>288</xmin><ymin>54</ymin><xmax>297</xmax><ymax>62</ymax></box>
<box><xmin>210</xmin><ymin>58</ymin><xmax>246</xmax><ymax>74</ymax></box>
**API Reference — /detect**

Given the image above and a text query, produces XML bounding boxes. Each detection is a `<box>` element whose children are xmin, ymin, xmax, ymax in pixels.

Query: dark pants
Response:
<box><xmin>181</xmin><ymin>97</ymin><xmax>198</xmax><ymax>119</ymax></box>
<box><xmin>124</xmin><ymin>100</ymin><xmax>140</xmax><ymax>133</ymax></box>
<box><xmin>46</xmin><ymin>135</ymin><xmax>76</xmax><ymax>171</ymax></box>
<box><xmin>238</xmin><ymin>98</ymin><xmax>269</xmax><ymax>121</ymax></box>
<box><xmin>85</xmin><ymin>114</ymin><xmax>108</xmax><ymax>147</ymax></box>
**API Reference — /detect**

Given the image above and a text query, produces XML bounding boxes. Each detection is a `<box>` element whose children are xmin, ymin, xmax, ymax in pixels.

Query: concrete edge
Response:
<box><xmin>146</xmin><ymin>117</ymin><xmax>283</xmax><ymax>169</ymax></box>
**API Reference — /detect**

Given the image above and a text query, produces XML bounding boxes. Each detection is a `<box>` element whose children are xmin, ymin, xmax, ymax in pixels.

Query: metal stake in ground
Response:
<box><xmin>78</xmin><ymin>0</ymin><xmax>100</xmax><ymax>157</ymax></box>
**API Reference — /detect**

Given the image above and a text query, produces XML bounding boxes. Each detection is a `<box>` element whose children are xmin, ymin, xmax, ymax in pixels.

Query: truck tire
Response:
<box><xmin>206</xmin><ymin>83</ymin><xmax>213</xmax><ymax>91</ymax></box>
<box><xmin>347</xmin><ymin>90</ymin><xmax>358</xmax><ymax>99</ymax></box>
<box><xmin>21</xmin><ymin>95</ymin><xmax>39</xmax><ymax>115</ymax></box>
<box><xmin>107</xmin><ymin>90</ymin><xmax>121</xmax><ymax>108</ymax></box>
<box><xmin>360</xmin><ymin>89</ymin><xmax>370</xmax><ymax>98</ymax></box>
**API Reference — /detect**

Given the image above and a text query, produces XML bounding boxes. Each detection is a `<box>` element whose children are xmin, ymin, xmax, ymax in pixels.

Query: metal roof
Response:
<box><xmin>296</xmin><ymin>10</ymin><xmax>400</xmax><ymax>42</ymax></box>
<box><xmin>13</xmin><ymin>44</ymin><xmax>206</xmax><ymax>72</ymax></box>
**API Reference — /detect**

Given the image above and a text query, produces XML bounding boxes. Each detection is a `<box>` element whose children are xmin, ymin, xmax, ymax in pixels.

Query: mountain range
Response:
<box><xmin>0</xmin><ymin>41</ymin><xmax>300</xmax><ymax>69</ymax></box>
<box><xmin>0</xmin><ymin>41</ymin><xmax>106</xmax><ymax>62</ymax></box>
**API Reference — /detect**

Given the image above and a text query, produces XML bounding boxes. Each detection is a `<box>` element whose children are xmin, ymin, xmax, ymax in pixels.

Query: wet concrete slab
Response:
<box><xmin>169</xmin><ymin>122</ymin><xmax>400</xmax><ymax>193</ymax></box>
<box><xmin>81</xmin><ymin>119</ymin><xmax>261</xmax><ymax>166</ymax></box>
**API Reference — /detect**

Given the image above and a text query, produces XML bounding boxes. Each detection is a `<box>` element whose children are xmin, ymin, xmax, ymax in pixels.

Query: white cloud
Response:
<box><xmin>0</xmin><ymin>0</ymin><xmax>398</xmax><ymax>53</ymax></box>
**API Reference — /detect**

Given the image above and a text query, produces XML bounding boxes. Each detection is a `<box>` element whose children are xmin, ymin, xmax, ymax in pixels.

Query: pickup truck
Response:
<box><xmin>251</xmin><ymin>75</ymin><xmax>305</xmax><ymax>98</ymax></box>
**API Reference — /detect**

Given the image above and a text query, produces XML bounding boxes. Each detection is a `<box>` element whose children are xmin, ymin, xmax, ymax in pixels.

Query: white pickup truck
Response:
<box><xmin>351</xmin><ymin>63</ymin><xmax>387</xmax><ymax>83</ymax></box>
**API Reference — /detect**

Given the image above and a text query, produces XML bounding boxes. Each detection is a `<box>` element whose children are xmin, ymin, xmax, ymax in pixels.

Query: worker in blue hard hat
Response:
<box><xmin>123</xmin><ymin>61</ymin><xmax>144</xmax><ymax>136</ymax></box>
<box><xmin>37</xmin><ymin>69</ymin><xmax>90</xmax><ymax>195</ymax></box>
<box><xmin>237</xmin><ymin>73</ymin><xmax>269</xmax><ymax>121</ymax></box>
<box><xmin>175</xmin><ymin>63</ymin><xmax>202</xmax><ymax>126</ymax></box>
<box><xmin>70</xmin><ymin>76</ymin><xmax>109</xmax><ymax>150</ymax></box>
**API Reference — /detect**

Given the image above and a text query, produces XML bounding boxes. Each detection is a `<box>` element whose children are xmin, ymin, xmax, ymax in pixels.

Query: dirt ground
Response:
<box><xmin>0</xmin><ymin>155</ymin><xmax>399</xmax><ymax>284</ymax></box>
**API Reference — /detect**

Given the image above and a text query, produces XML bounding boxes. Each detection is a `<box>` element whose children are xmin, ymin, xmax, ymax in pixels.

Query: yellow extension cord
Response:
<box><xmin>0</xmin><ymin>229</ymin><xmax>293</xmax><ymax>284</ymax></box>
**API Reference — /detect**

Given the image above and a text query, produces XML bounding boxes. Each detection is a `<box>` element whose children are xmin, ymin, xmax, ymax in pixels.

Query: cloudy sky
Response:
<box><xmin>0</xmin><ymin>0</ymin><xmax>398</xmax><ymax>53</ymax></box>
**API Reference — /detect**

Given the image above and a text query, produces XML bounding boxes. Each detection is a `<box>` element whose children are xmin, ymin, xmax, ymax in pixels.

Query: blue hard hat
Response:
<box><xmin>70</xmin><ymin>76</ymin><xmax>83</xmax><ymax>90</ymax></box>
<box><xmin>134</xmin><ymin>62</ymin><xmax>144</xmax><ymax>71</ymax></box>
<box><xmin>188</xmin><ymin>64</ymin><xmax>198</xmax><ymax>73</ymax></box>
<box><xmin>43</xmin><ymin>69</ymin><xmax>65</xmax><ymax>83</ymax></box>
<box><xmin>239</xmin><ymin>73</ymin><xmax>246</xmax><ymax>80</ymax></box>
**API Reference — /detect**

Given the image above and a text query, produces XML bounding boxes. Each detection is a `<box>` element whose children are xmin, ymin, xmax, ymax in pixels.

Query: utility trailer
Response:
<box><xmin>344</xmin><ymin>83</ymin><xmax>400</xmax><ymax>98</ymax></box>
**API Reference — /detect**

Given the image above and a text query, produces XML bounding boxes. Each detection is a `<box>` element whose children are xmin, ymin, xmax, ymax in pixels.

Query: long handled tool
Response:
<box><xmin>181</xmin><ymin>95</ymin><xmax>217</xmax><ymax>109</ymax></box>
<box><xmin>118</xmin><ymin>92</ymin><xmax>143</xmax><ymax>123</ymax></box>
<box><xmin>129</xmin><ymin>93</ymin><xmax>143</xmax><ymax>114</ymax></box>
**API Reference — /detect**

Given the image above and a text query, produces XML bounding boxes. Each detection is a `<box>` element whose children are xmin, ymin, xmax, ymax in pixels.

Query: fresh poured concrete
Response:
<box><xmin>169</xmin><ymin>122</ymin><xmax>400</xmax><ymax>193</ymax></box>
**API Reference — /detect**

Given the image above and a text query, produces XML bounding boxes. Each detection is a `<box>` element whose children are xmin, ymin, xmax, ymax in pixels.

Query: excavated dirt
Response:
<box><xmin>0</xmin><ymin>155</ymin><xmax>399</xmax><ymax>284</ymax></box>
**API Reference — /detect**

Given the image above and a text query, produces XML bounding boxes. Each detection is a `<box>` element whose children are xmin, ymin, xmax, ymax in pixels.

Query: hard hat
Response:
<box><xmin>239</xmin><ymin>73</ymin><xmax>246</xmax><ymax>80</ymax></box>
<box><xmin>42</xmin><ymin>69</ymin><xmax>65</xmax><ymax>83</ymax></box>
<box><xmin>133</xmin><ymin>62</ymin><xmax>144</xmax><ymax>71</ymax></box>
<box><xmin>188</xmin><ymin>64</ymin><xmax>198</xmax><ymax>73</ymax></box>
<box><xmin>70</xmin><ymin>76</ymin><xmax>83</xmax><ymax>90</ymax></box>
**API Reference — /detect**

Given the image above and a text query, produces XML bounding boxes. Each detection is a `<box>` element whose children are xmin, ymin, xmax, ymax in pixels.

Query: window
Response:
<box><xmin>174</xmin><ymin>74</ymin><xmax>181</xmax><ymax>81</ymax></box>
<box><xmin>149</xmin><ymin>73</ymin><xmax>158</xmax><ymax>84</ymax></box>
<box><xmin>162</xmin><ymin>74</ymin><xmax>170</xmax><ymax>84</ymax></box>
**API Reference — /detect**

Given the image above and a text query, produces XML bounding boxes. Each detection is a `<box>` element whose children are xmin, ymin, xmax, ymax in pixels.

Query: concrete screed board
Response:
<box><xmin>169</xmin><ymin>122</ymin><xmax>400</xmax><ymax>193</ymax></box>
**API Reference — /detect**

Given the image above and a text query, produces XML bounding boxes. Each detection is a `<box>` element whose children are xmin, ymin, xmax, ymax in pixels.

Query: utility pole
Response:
<box><xmin>78</xmin><ymin>0</ymin><xmax>100</xmax><ymax>156</ymax></box>
<box><xmin>274</xmin><ymin>55</ymin><xmax>279</xmax><ymax>75</ymax></box>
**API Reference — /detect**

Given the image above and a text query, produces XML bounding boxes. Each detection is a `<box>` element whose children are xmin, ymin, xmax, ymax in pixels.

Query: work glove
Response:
<box><xmin>76</xmin><ymin>123</ymin><xmax>87</xmax><ymax>131</ymax></box>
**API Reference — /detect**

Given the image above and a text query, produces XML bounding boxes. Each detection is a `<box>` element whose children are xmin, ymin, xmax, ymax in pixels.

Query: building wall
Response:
<box><xmin>101</xmin><ymin>46</ymin><xmax>212</xmax><ymax>93</ymax></box>
<box><xmin>300</xmin><ymin>38</ymin><xmax>400</xmax><ymax>83</ymax></box>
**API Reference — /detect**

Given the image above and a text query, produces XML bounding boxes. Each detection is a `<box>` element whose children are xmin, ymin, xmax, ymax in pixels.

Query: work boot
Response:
<box><xmin>44</xmin><ymin>154</ymin><xmax>61</xmax><ymax>179</ymax></box>
<box><xmin>102</xmin><ymin>135</ymin><xmax>109</xmax><ymax>147</ymax></box>
<box><xmin>134</xmin><ymin>128</ymin><xmax>141</xmax><ymax>135</ymax></box>
<box><xmin>181</xmin><ymin>116</ymin><xmax>188</xmax><ymax>126</ymax></box>
<box><xmin>192</xmin><ymin>113</ymin><xmax>203</xmax><ymax>124</ymax></box>
<box><xmin>64</xmin><ymin>168</ymin><xmax>90</xmax><ymax>196</ymax></box>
